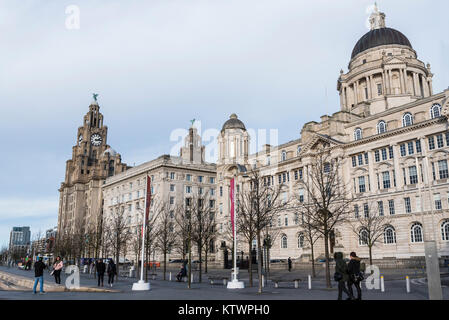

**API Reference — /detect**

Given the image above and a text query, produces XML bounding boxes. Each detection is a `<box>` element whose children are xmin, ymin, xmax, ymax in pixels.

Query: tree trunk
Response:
<box><xmin>311</xmin><ymin>243</ymin><xmax>316</xmax><ymax>278</ymax></box>
<box><xmin>198</xmin><ymin>243</ymin><xmax>202</xmax><ymax>283</ymax></box>
<box><xmin>163</xmin><ymin>251</ymin><xmax>167</xmax><ymax>280</ymax></box>
<box><xmin>324</xmin><ymin>233</ymin><xmax>331</xmax><ymax>288</ymax></box>
<box><xmin>188</xmin><ymin>239</ymin><xmax>192</xmax><ymax>289</ymax></box>
<box><xmin>204</xmin><ymin>248</ymin><xmax>208</xmax><ymax>274</ymax></box>
<box><xmin>369</xmin><ymin>246</ymin><xmax>373</xmax><ymax>274</ymax></box>
<box><xmin>256</xmin><ymin>231</ymin><xmax>263</xmax><ymax>294</ymax></box>
<box><xmin>248</xmin><ymin>239</ymin><xmax>253</xmax><ymax>287</ymax></box>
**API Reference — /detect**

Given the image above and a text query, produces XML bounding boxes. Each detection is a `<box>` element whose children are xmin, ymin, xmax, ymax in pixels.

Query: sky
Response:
<box><xmin>0</xmin><ymin>0</ymin><xmax>448</xmax><ymax>247</ymax></box>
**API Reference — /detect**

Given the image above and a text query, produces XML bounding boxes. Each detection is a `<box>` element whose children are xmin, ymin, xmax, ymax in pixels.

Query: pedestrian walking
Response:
<box><xmin>334</xmin><ymin>252</ymin><xmax>353</xmax><ymax>300</ymax></box>
<box><xmin>96</xmin><ymin>259</ymin><xmax>106</xmax><ymax>287</ymax></box>
<box><xmin>347</xmin><ymin>252</ymin><xmax>364</xmax><ymax>300</ymax></box>
<box><xmin>52</xmin><ymin>256</ymin><xmax>63</xmax><ymax>284</ymax></box>
<box><xmin>107</xmin><ymin>259</ymin><xmax>117</xmax><ymax>287</ymax></box>
<box><xmin>288</xmin><ymin>257</ymin><xmax>292</xmax><ymax>272</ymax></box>
<box><xmin>33</xmin><ymin>257</ymin><xmax>46</xmax><ymax>294</ymax></box>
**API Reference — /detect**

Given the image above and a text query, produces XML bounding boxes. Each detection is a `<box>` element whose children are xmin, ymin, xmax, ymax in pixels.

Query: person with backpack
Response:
<box><xmin>333</xmin><ymin>252</ymin><xmax>354</xmax><ymax>300</ymax></box>
<box><xmin>287</xmin><ymin>257</ymin><xmax>292</xmax><ymax>272</ymax></box>
<box><xmin>107</xmin><ymin>259</ymin><xmax>117</xmax><ymax>287</ymax></box>
<box><xmin>33</xmin><ymin>257</ymin><xmax>46</xmax><ymax>294</ymax></box>
<box><xmin>96</xmin><ymin>259</ymin><xmax>106</xmax><ymax>287</ymax></box>
<box><xmin>347</xmin><ymin>252</ymin><xmax>364</xmax><ymax>300</ymax></box>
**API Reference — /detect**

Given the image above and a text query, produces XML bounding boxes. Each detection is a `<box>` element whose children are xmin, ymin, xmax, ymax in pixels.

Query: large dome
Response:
<box><xmin>222</xmin><ymin>114</ymin><xmax>246</xmax><ymax>131</ymax></box>
<box><xmin>351</xmin><ymin>27</ymin><xmax>412</xmax><ymax>59</ymax></box>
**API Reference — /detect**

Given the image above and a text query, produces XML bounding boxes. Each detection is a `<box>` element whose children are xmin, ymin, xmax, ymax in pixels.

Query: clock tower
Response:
<box><xmin>57</xmin><ymin>97</ymin><xmax>129</xmax><ymax>241</ymax></box>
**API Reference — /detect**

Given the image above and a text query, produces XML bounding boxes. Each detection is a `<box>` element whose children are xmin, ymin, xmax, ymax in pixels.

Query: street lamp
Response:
<box><xmin>227</xmin><ymin>164</ymin><xmax>248</xmax><ymax>289</ymax></box>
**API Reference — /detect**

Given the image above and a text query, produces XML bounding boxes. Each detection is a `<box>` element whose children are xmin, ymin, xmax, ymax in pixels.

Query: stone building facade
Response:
<box><xmin>215</xmin><ymin>6</ymin><xmax>449</xmax><ymax>262</ymax></box>
<box><xmin>102</xmin><ymin>126</ymin><xmax>217</xmax><ymax>261</ymax></box>
<box><xmin>57</xmin><ymin>100</ymin><xmax>128</xmax><ymax>238</ymax></box>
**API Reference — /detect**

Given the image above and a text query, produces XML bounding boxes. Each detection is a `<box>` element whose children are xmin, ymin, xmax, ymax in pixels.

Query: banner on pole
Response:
<box><xmin>230</xmin><ymin>178</ymin><xmax>235</xmax><ymax>238</ymax></box>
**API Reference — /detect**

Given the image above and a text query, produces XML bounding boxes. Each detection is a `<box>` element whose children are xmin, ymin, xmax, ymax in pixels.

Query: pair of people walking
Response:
<box><xmin>96</xmin><ymin>259</ymin><xmax>117</xmax><ymax>287</ymax></box>
<box><xmin>334</xmin><ymin>251</ymin><xmax>364</xmax><ymax>300</ymax></box>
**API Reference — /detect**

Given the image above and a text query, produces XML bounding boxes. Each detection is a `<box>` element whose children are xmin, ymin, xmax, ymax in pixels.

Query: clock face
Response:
<box><xmin>90</xmin><ymin>133</ymin><xmax>102</xmax><ymax>146</ymax></box>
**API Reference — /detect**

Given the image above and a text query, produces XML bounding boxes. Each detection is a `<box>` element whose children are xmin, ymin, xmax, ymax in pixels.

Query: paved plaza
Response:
<box><xmin>0</xmin><ymin>266</ymin><xmax>448</xmax><ymax>300</ymax></box>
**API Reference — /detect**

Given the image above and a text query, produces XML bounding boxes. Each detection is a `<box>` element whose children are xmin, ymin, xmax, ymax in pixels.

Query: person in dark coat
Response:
<box><xmin>96</xmin><ymin>259</ymin><xmax>106</xmax><ymax>287</ymax></box>
<box><xmin>33</xmin><ymin>257</ymin><xmax>46</xmax><ymax>294</ymax></box>
<box><xmin>347</xmin><ymin>252</ymin><xmax>362</xmax><ymax>300</ymax></box>
<box><xmin>334</xmin><ymin>252</ymin><xmax>353</xmax><ymax>300</ymax></box>
<box><xmin>287</xmin><ymin>257</ymin><xmax>292</xmax><ymax>272</ymax></box>
<box><xmin>107</xmin><ymin>259</ymin><xmax>117</xmax><ymax>287</ymax></box>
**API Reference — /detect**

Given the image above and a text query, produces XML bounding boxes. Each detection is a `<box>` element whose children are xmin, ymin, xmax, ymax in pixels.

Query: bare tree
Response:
<box><xmin>349</xmin><ymin>202</ymin><xmax>391</xmax><ymax>267</ymax></box>
<box><xmin>239</xmin><ymin>169</ymin><xmax>288</xmax><ymax>293</ymax></box>
<box><xmin>298</xmin><ymin>148</ymin><xmax>352</xmax><ymax>288</ymax></box>
<box><xmin>130</xmin><ymin>226</ymin><xmax>142</xmax><ymax>278</ymax></box>
<box><xmin>175</xmin><ymin>200</ymin><xmax>193</xmax><ymax>288</ymax></box>
<box><xmin>142</xmin><ymin>205</ymin><xmax>160</xmax><ymax>282</ymax></box>
<box><xmin>155</xmin><ymin>202</ymin><xmax>177</xmax><ymax>280</ymax></box>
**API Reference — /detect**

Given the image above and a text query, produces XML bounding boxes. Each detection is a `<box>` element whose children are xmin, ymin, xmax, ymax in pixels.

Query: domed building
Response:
<box><xmin>215</xmin><ymin>5</ymin><xmax>449</xmax><ymax>266</ymax></box>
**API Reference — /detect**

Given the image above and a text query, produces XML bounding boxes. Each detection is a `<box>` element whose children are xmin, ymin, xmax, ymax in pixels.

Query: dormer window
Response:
<box><xmin>354</xmin><ymin>128</ymin><xmax>363</xmax><ymax>141</ymax></box>
<box><xmin>281</xmin><ymin>151</ymin><xmax>287</xmax><ymax>161</ymax></box>
<box><xmin>430</xmin><ymin>104</ymin><xmax>441</xmax><ymax>119</ymax></box>
<box><xmin>377</xmin><ymin>121</ymin><xmax>387</xmax><ymax>134</ymax></box>
<box><xmin>297</xmin><ymin>145</ymin><xmax>302</xmax><ymax>155</ymax></box>
<box><xmin>402</xmin><ymin>113</ymin><xmax>413</xmax><ymax>127</ymax></box>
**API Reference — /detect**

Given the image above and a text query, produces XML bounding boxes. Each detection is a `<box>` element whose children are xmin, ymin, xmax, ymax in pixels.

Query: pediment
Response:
<box><xmin>384</xmin><ymin>56</ymin><xmax>406</xmax><ymax>65</ymax></box>
<box><xmin>301</xmin><ymin>133</ymin><xmax>343</xmax><ymax>154</ymax></box>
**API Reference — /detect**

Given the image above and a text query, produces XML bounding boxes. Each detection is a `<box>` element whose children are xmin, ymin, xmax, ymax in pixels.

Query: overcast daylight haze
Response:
<box><xmin>0</xmin><ymin>0</ymin><xmax>448</xmax><ymax>247</ymax></box>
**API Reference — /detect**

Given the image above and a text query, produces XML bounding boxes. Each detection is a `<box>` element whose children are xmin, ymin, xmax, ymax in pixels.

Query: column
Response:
<box><xmin>399</xmin><ymin>69</ymin><xmax>405</xmax><ymax>94</ymax></box>
<box><xmin>403</xmin><ymin>69</ymin><xmax>409</xmax><ymax>94</ymax></box>
<box><xmin>388</xmin><ymin>70</ymin><xmax>393</xmax><ymax>95</ymax></box>
<box><xmin>366</xmin><ymin>76</ymin><xmax>371</xmax><ymax>100</ymax></box>
<box><xmin>413</xmin><ymin>73</ymin><xmax>420</xmax><ymax>96</ymax></box>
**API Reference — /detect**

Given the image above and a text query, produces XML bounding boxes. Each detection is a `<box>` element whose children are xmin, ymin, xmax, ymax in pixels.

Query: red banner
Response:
<box><xmin>230</xmin><ymin>178</ymin><xmax>235</xmax><ymax>237</ymax></box>
<box><xmin>145</xmin><ymin>175</ymin><xmax>151</xmax><ymax>223</ymax></box>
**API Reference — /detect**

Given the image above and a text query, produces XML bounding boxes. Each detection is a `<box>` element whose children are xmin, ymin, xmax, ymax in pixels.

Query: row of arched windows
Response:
<box><xmin>279</xmin><ymin>220</ymin><xmax>449</xmax><ymax>250</ymax></box>
<box><xmin>354</xmin><ymin>104</ymin><xmax>442</xmax><ymax>141</ymax></box>
<box><xmin>358</xmin><ymin>220</ymin><xmax>449</xmax><ymax>246</ymax></box>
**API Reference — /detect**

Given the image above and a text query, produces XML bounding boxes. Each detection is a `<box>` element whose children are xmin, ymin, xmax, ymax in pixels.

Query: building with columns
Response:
<box><xmin>102</xmin><ymin>125</ymin><xmax>216</xmax><ymax>261</ymax></box>
<box><xmin>57</xmin><ymin>99</ymin><xmax>128</xmax><ymax>238</ymax></box>
<box><xmin>215</xmin><ymin>6</ymin><xmax>449</xmax><ymax>262</ymax></box>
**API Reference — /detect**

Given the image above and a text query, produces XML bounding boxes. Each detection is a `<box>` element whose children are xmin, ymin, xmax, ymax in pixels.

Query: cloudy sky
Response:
<box><xmin>0</xmin><ymin>0</ymin><xmax>448</xmax><ymax>247</ymax></box>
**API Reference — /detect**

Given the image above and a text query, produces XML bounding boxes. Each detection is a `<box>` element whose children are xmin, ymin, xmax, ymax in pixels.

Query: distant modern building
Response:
<box><xmin>9</xmin><ymin>226</ymin><xmax>31</xmax><ymax>253</ymax></box>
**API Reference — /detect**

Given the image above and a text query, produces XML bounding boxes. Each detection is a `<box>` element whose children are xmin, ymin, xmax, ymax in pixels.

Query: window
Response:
<box><xmin>428</xmin><ymin>136</ymin><xmax>435</xmax><ymax>150</ymax></box>
<box><xmin>446</xmin><ymin>132</ymin><xmax>449</xmax><ymax>147</ymax></box>
<box><xmin>416</xmin><ymin>140</ymin><xmax>422</xmax><ymax>153</ymax></box>
<box><xmin>437</xmin><ymin>134</ymin><xmax>444</xmax><ymax>149</ymax></box>
<box><xmin>219</xmin><ymin>203</ymin><xmax>223</xmax><ymax>214</ymax></box>
<box><xmin>284</xmin><ymin>216</ymin><xmax>288</xmax><ymax>226</ymax></box>
<box><xmin>375</xmin><ymin>150</ymin><xmax>380</xmax><ymax>162</ymax></box>
<box><xmin>434</xmin><ymin>194</ymin><xmax>442</xmax><ymax>210</ymax></box>
<box><xmin>400</xmin><ymin>144</ymin><xmax>406</xmax><ymax>157</ymax></box>
<box><xmin>354</xmin><ymin>205</ymin><xmax>359</xmax><ymax>218</ymax></box>
<box><xmin>210</xmin><ymin>188</ymin><xmax>215</xmax><ymax>196</ymax></box>
<box><xmin>354</xmin><ymin>128</ymin><xmax>363</xmax><ymax>141</ymax></box>
<box><xmin>381</xmin><ymin>148</ymin><xmax>387</xmax><ymax>161</ymax></box>
<box><xmin>404</xmin><ymin>197</ymin><xmax>412</xmax><ymax>213</ymax></box>
<box><xmin>377</xmin><ymin>121</ymin><xmax>387</xmax><ymax>134</ymax></box>
<box><xmin>358</xmin><ymin>176</ymin><xmax>366</xmax><ymax>193</ymax></box>
<box><xmin>389</xmin><ymin>146</ymin><xmax>394</xmax><ymax>159</ymax></box>
<box><xmin>358</xmin><ymin>154</ymin><xmax>363</xmax><ymax>166</ymax></box>
<box><xmin>209</xmin><ymin>177</ymin><xmax>215</xmax><ymax>184</ymax></box>
<box><xmin>298</xmin><ymin>233</ymin><xmax>304</xmax><ymax>248</ymax></box>
<box><xmin>384</xmin><ymin>226</ymin><xmax>397</xmax><ymax>244</ymax></box>
<box><xmin>298</xmin><ymin>189</ymin><xmax>304</xmax><ymax>203</ymax></box>
<box><xmin>294</xmin><ymin>170</ymin><xmax>298</xmax><ymax>180</ymax></box>
<box><xmin>198</xmin><ymin>176</ymin><xmax>203</xmax><ymax>183</ymax></box>
<box><xmin>198</xmin><ymin>187</ymin><xmax>203</xmax><ymax>195</ymax></box>
<box><xmin>441</xmin><ymin>220</ymin><xmax>449</xmax><ymax>241</ymax></box>
<box><xmin>389</xmin><ymin>200</ymin><xmax>395</xmax><ymax>215</ymax></box>
<box><xmin>363</xmin><ymin>203</ymin><xmax>369</xmax><ymax>218</ymax></box>
<box><xmin>281</xmin><ymin>235</ymin><xmax>288</xmax><ymax>249</ymax></box>
<box><xmin>364</xmin><ymin>153</ymin><xmax>369</xmax><ymax>164</ymax></box>
<box><xmin>186</xmin><ymin>174</ymin><xmax>191</xmax><ymax>182</ymax></box>
<box><xmin>438</xmin><ymin>160</ymin><xmax>449</xmax><ymax>179</ymax></box>
<box><xmin>377</xmin><ymin>83</ymin><xmax>383</xmax><ymax>95</ymax></box>
<box><xmin>359</xmin><ymin>229</ymin><xmax>369</xmax><ymax>246</ymax></box>
<box><xmin>219</xmin><ymin>186</ymin><xmax>223</xmax><ymax>197</ymax></box>
<box><xmin>430</xmin><ymin>104</ymin><xmax>441</xmax><ymax>119</ymax></box>
<box><xmin>170</xmin><ymin>184</ymin><xmax>175</xmax><ymax>192</ymax></box>
<box><xmin>411</xmin><ymin>223</ymin><xmax>423</xmax><ymax>243</ymax></box>
<box><xmin>186</xmin><ymin>186</ymin><xmax>191</xmax><ymax>194</ymax></box>
<box><xmin>299</xmin><ymin>169</ymin><xmax>303</xmax><ymax>180</ymax></box>
<box><xmin>402</xmin><ymin>113</ymin><xmax>413</xmax><ymax>127</ymax></box>
<box><xmin>378</xmin><ymin>201</ymin><xmax>384</xmax><ymax>216</ymax></box>
<box><xmin>407</xmin><ymin>142</ymin><xmax>414</xmax><ymax>155</ymax></box>
<box><xmin>297</xmin><ymin>145</ymin><xmax>302</xmax><ymax>155</ymax></box>
<box><xmin>382</xmin><ymin>171</ymin><xmax>391</xmax><ymax>189</ymax></box>
<box><xmin>169</xmin><ymin>197</ymin><xmax>174</xmax><ymax>205</ymax></box>
<box><xmin>409</xmin><ymin>166</ymin><xmax>418</xmax><ymax>184</ymax></box>
<box><xmin>281</xmin><ymin>151</ymin><xmax>287</xmax><ymax>161</ymax></box>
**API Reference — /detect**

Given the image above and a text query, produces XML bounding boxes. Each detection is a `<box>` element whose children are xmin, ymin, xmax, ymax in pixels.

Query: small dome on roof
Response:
<box><xmin>221</xmin><ymin>114</ymin><xmax>246</xmax><ymax>131</ymax></box>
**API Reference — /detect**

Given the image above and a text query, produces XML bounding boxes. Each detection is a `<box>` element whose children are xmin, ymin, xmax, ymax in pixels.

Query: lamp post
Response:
<box><xmin>227</xmin><ymin>164</ymin><xmax>247</xmax><ymax>289</ymax></box>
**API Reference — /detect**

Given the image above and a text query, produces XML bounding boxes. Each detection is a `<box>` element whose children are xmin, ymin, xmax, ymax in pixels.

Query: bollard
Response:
<box><xmin>380</xmin><ymin>276</ymin><xmax>385</xmax><ymax>292</ymax></box>
<box><xmin>169</xmin><ymin>272</ymin><xmax>172</xmax><ymax>281</ymax></box>
<box><xmin>191</xmin><ymin>273</ymin><xmax>194</xmax><ymax>283</ymax></box>
<box><xmin>406</xmin><ymin>276</ymin><xmax>410</xmax><ymax>293</ymax></box>
<box><xmin>308</xmin><ymin>275</ymin><xmax>312</xmax><ymax>290</ymax></box>
<box><xmin>262</xmin><ymin>275</ymin><xmax>265</xmax><ymax>288</ymax></box>
<box><xmin>294</xmin><ymin>280</ymin><xmax>299</xmax><ymax>289</ymax></box>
